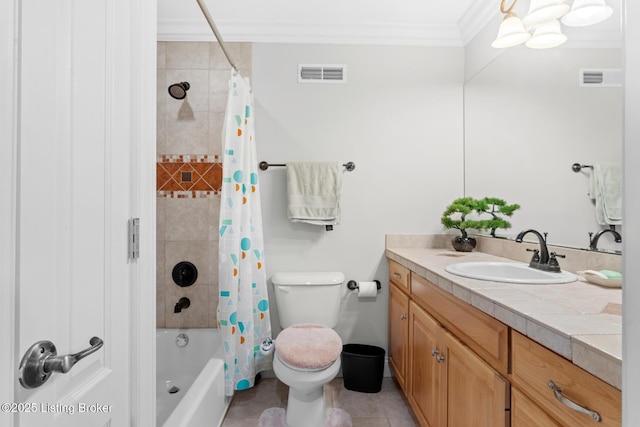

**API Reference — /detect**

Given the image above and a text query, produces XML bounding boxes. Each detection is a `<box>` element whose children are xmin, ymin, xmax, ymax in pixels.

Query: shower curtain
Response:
<box><xmin>218</xmin><ymin>70</ymin><xmax>272</xmax><ymax>396</ymax></box>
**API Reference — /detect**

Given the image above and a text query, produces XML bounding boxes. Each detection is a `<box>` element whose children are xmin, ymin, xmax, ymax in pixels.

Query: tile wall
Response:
<box><xmin>156</xmin><ymin>41</ymin><xmax>252</xmax><ymax>328</ymax></box>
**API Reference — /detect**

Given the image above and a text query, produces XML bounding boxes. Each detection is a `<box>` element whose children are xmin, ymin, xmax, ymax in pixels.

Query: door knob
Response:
<box><xmin>19</xmin><ymin>337</ymin><xmax>104</xmax><ymax>389</ymax></box>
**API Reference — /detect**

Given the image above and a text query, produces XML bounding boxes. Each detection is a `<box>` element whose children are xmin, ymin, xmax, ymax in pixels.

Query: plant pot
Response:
<box><xmin>452</xmin><ymin>235</ymin><xmax>476</xmax><ymax>252</ymax></box>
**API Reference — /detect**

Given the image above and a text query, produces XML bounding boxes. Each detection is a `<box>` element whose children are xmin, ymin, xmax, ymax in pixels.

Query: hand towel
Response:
<box><xmin>286</xmin><ymin>162</ymin><xmax>341</xmax><ymax>226</ymax></box>
<box><xmin>592</xmin><ymin>163</ymin><xmax>622</xmax><ymax>225</ymax></box>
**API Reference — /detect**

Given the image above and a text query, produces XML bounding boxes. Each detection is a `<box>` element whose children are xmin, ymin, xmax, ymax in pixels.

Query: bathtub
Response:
<box><xmin>156</xmin><ymin>328</ymin><xmax>231</xmax><ymax>427</ymax></box>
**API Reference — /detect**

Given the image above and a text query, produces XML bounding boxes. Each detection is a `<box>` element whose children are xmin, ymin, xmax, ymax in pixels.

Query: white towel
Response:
<box><xmin>286</xmin><ymin>162</ymin><xmax>341</xmax><ymax>226</ymax></box>
<box><xmin>591</xmin><ymin>163</ymin><xmax>622</xmax><ymax>225</ymax></box>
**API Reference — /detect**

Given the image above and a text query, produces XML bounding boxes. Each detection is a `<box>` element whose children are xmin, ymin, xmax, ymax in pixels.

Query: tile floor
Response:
<box><xmin>221</xmin><ymin>376</ymin><xmax>419</xmax><ymax>427</ymax></box>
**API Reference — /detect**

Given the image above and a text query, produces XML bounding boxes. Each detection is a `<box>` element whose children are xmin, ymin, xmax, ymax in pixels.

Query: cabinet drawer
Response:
<box><xmin>512</xmin><ymin>331</ymin><xmax>621</xmax><ymax>427</ymax></box>
<box><xmin>512</xmin><ymin>387</ymin><xmax>560</xmax><ymax>427</ymax></box>
<box><xmin>410</xmin><ymin>273</ymin><xmax>509</xmax><ymax>376</ymax></box>
<box><xmin>389</xmin><ymin>260</ymin><xmax>410</xmax><ymax>293</ymax></box>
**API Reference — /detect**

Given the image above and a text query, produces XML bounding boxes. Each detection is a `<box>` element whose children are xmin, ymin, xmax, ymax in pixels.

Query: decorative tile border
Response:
<box><xmin>157</xmin><ymin>155</ymin><xmax>222</xmax><ymax>198</ymax></box>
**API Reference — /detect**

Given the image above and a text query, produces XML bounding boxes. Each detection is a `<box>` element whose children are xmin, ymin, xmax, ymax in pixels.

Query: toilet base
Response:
<box><xmin>286</xmin><ymin>385</ymin><xmax>325</xmax><ymax>427</ymax></box>
<box><xmin>272</xmin><ymin>353</ymin><xmax>341</xmax><ymax>427</ymax></box>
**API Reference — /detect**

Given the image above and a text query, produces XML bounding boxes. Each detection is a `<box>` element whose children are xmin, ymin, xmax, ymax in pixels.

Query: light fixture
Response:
<box><xmin>492</xmin><ymin>0</ymin><xmax>531</xmax><ymax>48</ymax></box>
<box><xmin>522</xmin><ymin>0</ymin><xmax>570</xmax><ymax>29</ymax></box>
<box><xmin>492</xmin><ymin>0</ymin><xmax>613</xmax><ymax>49</ymax></box>
<box><xmin>561</xmin><ymin>0</ymin><xmax>613</xmax><ymax>27</ymax></box>
<box><xmin>526</xmin><ymin>19</ymin><xmax>568</xmax><ymax>48</ymax></box>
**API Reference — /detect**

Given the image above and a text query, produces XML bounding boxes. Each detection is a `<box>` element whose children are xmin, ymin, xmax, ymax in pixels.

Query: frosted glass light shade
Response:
<box><xmin>522</xmin><ymin>0</ymin><xmax>570</xmax><ymax>29</ymax></box>
<box><xmin>561</xmin><ymin>0</ymin><xmax>613</xmax><ymax>26</ymax></box>
<box><xmin>492</xmin><ymin>12</ymin><xmax>532</xmax><ymax>48</ymax></box>
<box><xmin>525</xmin><ymin>19</ymin><xmax>568</xmax><ymax>48</ymax></box>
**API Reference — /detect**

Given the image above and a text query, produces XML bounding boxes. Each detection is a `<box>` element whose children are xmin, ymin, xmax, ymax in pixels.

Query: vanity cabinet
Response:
<box><xmin>387</xmin><ymin>256</ymin><xmax>621</xmax><ymax>427</ymax></box>
<box><xmin>408</xmin><ymin>301</ymin><xmax>510</xmax><ymax>427</ymax></box>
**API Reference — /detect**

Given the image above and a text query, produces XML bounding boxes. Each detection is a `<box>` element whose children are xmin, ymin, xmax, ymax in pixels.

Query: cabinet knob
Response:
<box><xmin>400</xmin><ymin>314</ymin><xmax>407</xmax><ymax>320</ymax></box>
<box><xmin>436</xmin><ymin>355</ymin><xmax>446</xmax><ymax>362</ymax></box>
<box><xmin>431</xmin><ymin>349</ymin><xmax>439</xmax><ymax>357</ymax></box>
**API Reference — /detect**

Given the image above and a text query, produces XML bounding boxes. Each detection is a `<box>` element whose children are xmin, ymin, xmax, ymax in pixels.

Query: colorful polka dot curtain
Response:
<box><xmin>218</xmin><ymin>70</ymin><xmax>272</xmax><ymax>396</ymax></box>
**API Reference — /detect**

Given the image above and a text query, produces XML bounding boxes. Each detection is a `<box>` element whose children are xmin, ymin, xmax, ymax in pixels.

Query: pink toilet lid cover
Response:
<box><xmin>276</xmin><ymin>324</ymin><xmax>343</xmax><ymax>370</ymax></box>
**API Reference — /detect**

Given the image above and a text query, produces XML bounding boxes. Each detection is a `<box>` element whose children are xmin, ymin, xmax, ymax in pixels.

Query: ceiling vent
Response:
<box><xmin>298</xmin><ymin>64</ymin><xmax>347</xmax><ymax>83</ymax></box>
<box><xmin>579</xmin><ymin>68</ymin><xmax>622</xmax><ymax>87</ymax></box>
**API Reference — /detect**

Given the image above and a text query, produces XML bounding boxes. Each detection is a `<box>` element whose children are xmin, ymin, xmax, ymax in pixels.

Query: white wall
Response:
<box><xmin>252</xmin><ymin>44</ymin><xmax>464</xmax><ymax>348</ymax></box>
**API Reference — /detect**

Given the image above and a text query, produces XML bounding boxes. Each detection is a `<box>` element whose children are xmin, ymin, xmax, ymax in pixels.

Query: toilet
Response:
<box><xmin>271</xmin><ymin>272</ymin><xmax>345</xmax><ymax>427</ymax></box>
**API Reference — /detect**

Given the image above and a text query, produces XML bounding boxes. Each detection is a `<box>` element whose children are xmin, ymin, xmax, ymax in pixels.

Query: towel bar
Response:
<box><xmin>259</xmin><ymin>161</ymin><xmax>355</xmax><ymax>171</ymax></box>
<box><xmin>572</xmin><ymin>163</ymin><xmax>593</xmax><ymax>173</ymax></box>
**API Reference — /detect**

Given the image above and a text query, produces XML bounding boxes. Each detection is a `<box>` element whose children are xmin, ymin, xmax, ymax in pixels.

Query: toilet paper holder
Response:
<box><xmin>347</xmin><ymin>280</ymin><xmax>381</xmax><ymax>291</ymax></box>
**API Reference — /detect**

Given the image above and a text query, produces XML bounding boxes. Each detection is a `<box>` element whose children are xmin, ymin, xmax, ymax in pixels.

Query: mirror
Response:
<box><xmin>464</xmin><ymin>42</ymin><xmax>622</xmax><ymax>252</ymax></box>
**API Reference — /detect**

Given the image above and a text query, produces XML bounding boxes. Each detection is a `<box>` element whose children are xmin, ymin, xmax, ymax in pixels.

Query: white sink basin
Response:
<box><xmin>445</xmin><ymin>261</ymin><xmax>577</xmax><ymax>284</ymax></box>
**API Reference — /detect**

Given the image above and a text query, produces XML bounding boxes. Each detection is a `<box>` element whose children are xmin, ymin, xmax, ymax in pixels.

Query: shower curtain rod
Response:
<box><xmin>195</xmin><ymin>0</ymin><xmax>239</xmax><ymax>72</ymax></box>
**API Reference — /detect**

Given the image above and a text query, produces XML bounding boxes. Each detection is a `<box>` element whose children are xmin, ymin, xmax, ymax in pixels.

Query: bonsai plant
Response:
<box><xmin>441</xmin><ymin>197</ymin><xmax>520</xmax><ymax>251</ymax></box>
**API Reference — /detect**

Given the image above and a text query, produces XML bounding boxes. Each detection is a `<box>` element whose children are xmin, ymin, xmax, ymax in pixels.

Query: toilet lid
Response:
<box><xmin>276</xmin><ymin>324</ymin><xmax>342</xmax><ymax>371</ymax></box>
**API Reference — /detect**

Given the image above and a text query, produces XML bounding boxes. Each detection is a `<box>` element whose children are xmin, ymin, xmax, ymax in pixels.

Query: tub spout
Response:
<box><xmin>174</xmin><ymin>297</ymin><xmax>191</xmax><ymax>313</ymax></box>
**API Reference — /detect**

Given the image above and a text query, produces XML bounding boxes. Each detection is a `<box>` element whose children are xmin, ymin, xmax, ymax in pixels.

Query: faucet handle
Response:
<box><xmin>526</xmin><ymin>248</ymin><xmax>540</xmax><ymax>266</ymax></box>
<box><xmin>547</xmin><ymin>252</ymin><xmax>564</xmax><ymax>273</ymax></box>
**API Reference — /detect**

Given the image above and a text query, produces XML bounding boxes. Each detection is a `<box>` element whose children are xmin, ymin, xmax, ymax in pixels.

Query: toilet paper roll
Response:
<box><xmin>358</xmin><ymin>281</ymin><xmax>378</xmax><ymax>298</ymax></box>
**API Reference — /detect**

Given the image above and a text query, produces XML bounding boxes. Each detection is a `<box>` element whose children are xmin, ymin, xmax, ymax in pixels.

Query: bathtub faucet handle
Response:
<box><xmin>174</xmin><ymin>297</ymin><xmax>191</xmax><ymax>313</ymax></box>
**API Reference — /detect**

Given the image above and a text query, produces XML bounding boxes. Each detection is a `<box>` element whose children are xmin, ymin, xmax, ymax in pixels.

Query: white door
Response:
<box><xmin>2</xmin><ymin>0</ymin><xmax>155</xmax><ymax>426</ymax></box>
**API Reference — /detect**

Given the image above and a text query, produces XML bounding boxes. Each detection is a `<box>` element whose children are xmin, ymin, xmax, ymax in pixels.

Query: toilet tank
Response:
<box><xmin>271</xmin><ymin>272</ymin><xmax>345</xmax><ymax>329</ymax></box>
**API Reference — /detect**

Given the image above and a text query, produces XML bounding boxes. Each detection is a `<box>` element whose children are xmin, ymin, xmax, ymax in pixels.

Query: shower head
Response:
<box><xmin>168</xmin><ymin>82</ymin><xmax>190</xmax><ymax>100</ymax></box>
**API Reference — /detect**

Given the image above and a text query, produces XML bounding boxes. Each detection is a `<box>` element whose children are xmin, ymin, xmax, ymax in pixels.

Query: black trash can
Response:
<box><xmin>341</xmin><ymin>344</ymin><xmax>385</xmax><ymax>393</ymax></box>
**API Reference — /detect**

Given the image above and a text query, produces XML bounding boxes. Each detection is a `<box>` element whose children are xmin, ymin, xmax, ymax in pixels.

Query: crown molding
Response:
<box><xmin>458</xmin><ymin>0</ymin><xmax>500</xmax><ymax>46</ymax></box>
<box><xmin>158</xmin><ymin>19</ymin><xmax>466</xmax><ymax>46</ymax></box>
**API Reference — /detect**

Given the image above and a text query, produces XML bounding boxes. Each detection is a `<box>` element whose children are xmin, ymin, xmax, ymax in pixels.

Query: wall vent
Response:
<box><xmin>579</xmin><ymin>68</ymin><xmax>622</xmax><ymax>87</ymax></box>
<box><xmin>298</xmin><ymin>64</ymin><xmax>347</xmax><ymax>83</ymax></box>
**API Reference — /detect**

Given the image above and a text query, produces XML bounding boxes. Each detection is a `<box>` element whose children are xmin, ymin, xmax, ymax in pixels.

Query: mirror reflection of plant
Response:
<box><xmin>441</xmin><ymin>197</ymin><xmax>520</xmax><ymax>238</ymax></box>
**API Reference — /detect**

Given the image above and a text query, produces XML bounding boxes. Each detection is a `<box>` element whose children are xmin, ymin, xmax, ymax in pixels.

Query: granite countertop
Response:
<box><xmin>386</xmin><ymin>247</ymin><xmax>622</xmax><ymax>390</ymax></box>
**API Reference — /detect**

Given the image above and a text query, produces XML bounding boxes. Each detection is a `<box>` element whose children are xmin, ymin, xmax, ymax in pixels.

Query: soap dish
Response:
<box><xmin>577</xmin><ymin>270</ymin><xmax>622</xmax><ymax>288</ymax></box>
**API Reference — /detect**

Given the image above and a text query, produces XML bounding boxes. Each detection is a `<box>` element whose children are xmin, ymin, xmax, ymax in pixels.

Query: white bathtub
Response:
<box><xmin>156</xmin><ymin>328</ymin><xmax>231</xmax><ymax>427</ymax></box>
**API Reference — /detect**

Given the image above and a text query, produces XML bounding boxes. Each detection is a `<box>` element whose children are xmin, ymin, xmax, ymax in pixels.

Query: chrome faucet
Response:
<box><xmin>589</xmin><ymin>228</ymin><xmax>622</xmax><ymax>251</ymax></box>
<box><xmin>174</xmin><ymin>297</ymin><xmax>191</xmax><ymax>313</ymax></box>
<box><xmin>515</xmin><ymin>229</ymin><xmax>563</xmax><ymax>273</ymax></box>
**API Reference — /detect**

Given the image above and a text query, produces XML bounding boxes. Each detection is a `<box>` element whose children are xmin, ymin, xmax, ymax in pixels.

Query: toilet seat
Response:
<box><xmin>275</xmin><ymin>324</ymin><xmax>342</xmax><ymax>371</ymax></box>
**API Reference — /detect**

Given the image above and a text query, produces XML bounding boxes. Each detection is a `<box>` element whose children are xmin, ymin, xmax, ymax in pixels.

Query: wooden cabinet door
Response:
<box><xmin>409</xmin><ymin>302</ymin><xmax>445</xmax><ymax>427</ymax></box>
<box><xmin>512</xmin><ymin>388</ymin><xmax>560</xmax><ymax>427</ymax></box>
<box><xmin>389</xmin><ymin>284</ymin><xmax>410</xmax><ymax>391</ymax></box>
<box><xmin>444</xmin><ymin>331</ymin><xmax>510</xmax><ymax>427</ymax></box>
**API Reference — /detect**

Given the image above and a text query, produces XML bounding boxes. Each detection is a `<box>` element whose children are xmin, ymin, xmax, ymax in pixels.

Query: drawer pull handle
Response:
<box><xmin>547</xmin><ymin>380</ymin><xmax>601</xmax><ymax>422</ymax></box>
<box><xmin>392</xmin><ymin>273</ymin><xmax>402</xmax><ymax>279</ymax></box>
